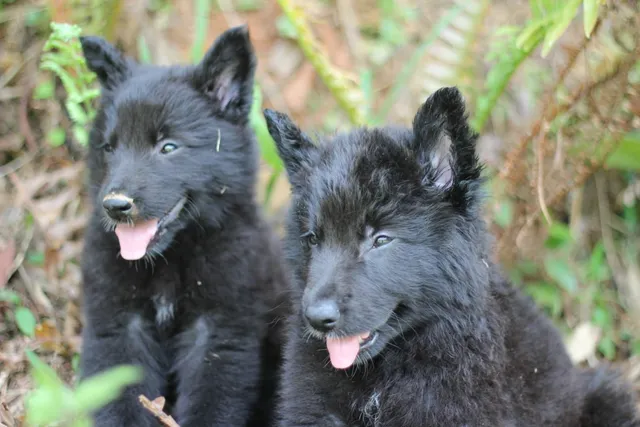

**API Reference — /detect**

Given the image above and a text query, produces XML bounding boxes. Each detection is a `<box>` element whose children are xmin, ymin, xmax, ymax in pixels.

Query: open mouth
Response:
<box><xmin>358</xmin><ymin>331</ymin><xmax>378</xmax><ymax>350</ymax></box>
<box><xmin>114</xmin><ymin>196</ymin><xmax>187</xmax><ymax>261</ymax></box>
<box><xmin>325</xmin><ymin>330</ymin><xmax>380</xmax><ymax>370</ymax></box>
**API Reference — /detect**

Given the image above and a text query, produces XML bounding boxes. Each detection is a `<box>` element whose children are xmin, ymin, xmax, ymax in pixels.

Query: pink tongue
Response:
<box><xmin>114</xmin><ymin>219</ymin><xmax>159</xmax><ymax>261</ymax></box>
<box><xmin>326</xmin><ymin>336</ymin><xmax>361</xmax><ymax>369</ymax></box>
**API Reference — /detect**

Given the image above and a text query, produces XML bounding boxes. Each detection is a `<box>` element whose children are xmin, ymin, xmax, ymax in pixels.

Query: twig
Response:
<box><xmin>594</xmin><ymin>172</ymin><xmax>626</xmax><ymax>287</ymax></box>
<box><xmin>0</xmin><ymin>148</ymin><xmax>41</xmax><ymax>178</ymax></box>
<box><xmin>499</xmin><ymin>18</ymin><xmax>603</xmax><ymax>185</ymax></box>
<box><xmin>139</xmin><ymin>395</ymin><xmax>180</xmax><ymax>427</ymax></box>
<box><xmin>0</xmin><ymin>402</ymin><xmax>16</xmax><ymax>427</ymax></box>
<box><xmin>535</xmin><ymin>129</ymin><xmax>552</xmax><ymax>225</ymax></box>
<box><xmin>18</xmin><ymin>265</ymin><xmax>54</xmax><ymax>315</ymax></box>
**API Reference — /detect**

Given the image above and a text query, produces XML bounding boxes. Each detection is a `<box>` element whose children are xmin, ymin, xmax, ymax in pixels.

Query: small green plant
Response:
<box><xmin>472</xmin><ymin>0</ymin><xmax>606</xmax><ymax>132</ymax></box>
<box><xmin>0</xmin><ymin>289</ymin><xmax>37</xmax><ymax>338</ymax></box>
<box><xmin>38</xmin><ymin>22</ymin><xmax>100</xmax><ymax>146</ymax></box>
<box><xmin>517</xmin><ymin>221</ymin><xmax>628</xmax><ymax>360</ymax></box>
<box><xmin>24</xmin><ymin>351</ymin><xmax>142</xmax><ymax>427</ymax></box>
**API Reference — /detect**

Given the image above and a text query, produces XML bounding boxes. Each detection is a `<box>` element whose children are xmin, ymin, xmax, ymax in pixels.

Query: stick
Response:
<box><xmin>138</xmin><ymin>395</ymin><xmax>181</xmax><ymax>427</ymax></box>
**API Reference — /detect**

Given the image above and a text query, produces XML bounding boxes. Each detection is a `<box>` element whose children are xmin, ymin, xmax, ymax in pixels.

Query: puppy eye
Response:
<box><xmin>302</xmin><ymin>232</ymin><xmax>319</xmax><ymax>247</ymax></box>
<box><xmin>160</xmin><ymin>142</ymin><xmax>178</xmax><ymax>154</ymax></box>
<box><xmin>373</xmin><ymin>235</ymin><xmax>393</xmax><ymax>248</ymax></box>
<box><xmin>104</xmin><ymin>144</ymin><xmax>114</xmax><ymax>153</ymax></box>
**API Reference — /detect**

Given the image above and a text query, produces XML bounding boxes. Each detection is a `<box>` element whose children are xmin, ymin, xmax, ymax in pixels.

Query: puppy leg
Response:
<box><xmin>80</xmin><ymin>316</ymin><xmax>167</xmax><ymax>427</ymax></box>
<box><xmin>172</xmin><ymin>316</ymin><xmax>263</xmax><ymax>427</ymax></box>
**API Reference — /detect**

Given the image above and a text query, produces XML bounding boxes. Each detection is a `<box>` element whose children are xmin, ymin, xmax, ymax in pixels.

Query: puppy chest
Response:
<box><xmin>152</xmin><ymin>294</ymin><xmax>175</xmax><ymax>326</ymax></box>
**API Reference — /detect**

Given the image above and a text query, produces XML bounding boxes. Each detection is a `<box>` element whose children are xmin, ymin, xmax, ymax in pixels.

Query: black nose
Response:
<box><xmin>305</xmin><ymin>300</ymin><xmax>340</xmax><ymax>332</ymax></box>
<box><xmin>103</xmin><ymin>195</ymin><xmax>133</xmax><ymax>218</ymax></box>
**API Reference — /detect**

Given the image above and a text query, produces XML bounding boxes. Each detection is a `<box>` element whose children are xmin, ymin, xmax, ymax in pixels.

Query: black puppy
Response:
<box><xmin>264</xmin><ymin>87</ymin><xmax>640</xmax><ymax>427</ymax></box>
<box><xmin>78</xmin><ymin>26</ymin><xmax>288</xmax><ymax>426</ymax></box>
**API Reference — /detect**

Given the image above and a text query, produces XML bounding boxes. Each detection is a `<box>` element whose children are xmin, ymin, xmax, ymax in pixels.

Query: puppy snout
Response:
<box><xmin>103</xmin><ymin>193</ymin><xmax>135</xmax><ymax>220</ymax></box>
<box><xmin>305</xmin><ymin>299</ymin><xmax>340</xmax><ymax>332</ymax></box>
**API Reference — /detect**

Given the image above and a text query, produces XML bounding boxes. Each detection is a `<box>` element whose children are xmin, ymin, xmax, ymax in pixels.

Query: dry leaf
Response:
<box><xmin>34</xmin><ymin>319</ymin><xmax>65</xmax><ymax>354</ymax></box>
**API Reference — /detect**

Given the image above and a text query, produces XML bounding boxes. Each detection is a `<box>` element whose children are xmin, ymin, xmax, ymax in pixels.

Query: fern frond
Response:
<box><xmin>471</xmin><ymin>31</ymin><xmax>542</xmax><ymax>133</ymax></box>
<box><xmin>39</xmin><ymin>22</ymin><xmax>100</xmax><ymax>146</ymax></box>
<box><xmin>276</xmin><ymin>0</ymin><xmax>366</xmax><ymax>126</ymax></box>
<box><xmin>372</xmin><ymin>2</ymin><xmax>465</xmax><ymax>125</ymax></box>
<box><xmin>410</xmin><ymin>0</ymin><xmax>491</xmax><ymax>111</ymax></box>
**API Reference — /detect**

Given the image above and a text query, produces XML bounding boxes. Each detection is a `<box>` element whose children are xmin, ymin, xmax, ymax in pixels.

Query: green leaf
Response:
<box><xmin>236</xmin><ymin>0</ymin><xmax>263</xmax><ymax>11</ymax></box>
<box><xmin>71</xmin><ymin>416</ymin><xmax>93</xmax><ymax>427</ymax></box>
<box><xmin>583</xmin><ymin>0</ymin><xmax>599</xmax><ymax>38</ymax></box>
<box><xmin>24</xmin><ymin>386</ymin><xmax>68</xmax><ymax>426</ymax></box>
<box><xmin>529</xmin><ymin>0</ymin><xmax>562</xmax><ymax>19</ymax></box>
<box><xmin>0</xmin><ymin>289</ymin><xmax>21</xmax><ymax>305</ymax></box>
<box><xmin>46</xmin><ymin>127</ymin><xmax>67</xmax><ymax>147</ymax></box>
<box><xmin>27</xmin><ymin>250</ymin><xmax>46</xmax><ymax>266</ymax></box>
<box><xmin>73</xmin><ymin>125</ymin><xmax>89</xmax><ymax>146</ymax></box>
<box><xmin>33</xmin><ymin>80</ymin><xmax>55</xmax><ymax>100</ymax></box>
<box><xmin>72</xmin><ymin>353</ymin><xmax>81</xmax><ymax>374</ymax></box>
<box><xmin>379</xmin><ymin>17</ymin><xmax>406</xmax><ymax>45</ymax></box>
<box><xmin>494</xmin><ymin>199</ymin><xmax>513</xmax><ymax>228</ymax></box>
<box><xmin>74</xmin><ymin>365</ymin><xmax>143</xmax><ymax>413</ymax></box>
<box><xmin>544</xmin><ymin>257</ymin><xmax>578</xmax><ymax>293</ymax></box>
<box><xmin>472</xmin><ymin>29</ymin><xmax>542</xmax><ymax>132</ymax></box>
<box><xmin>605</xmin><ymin>131</ymin><xmax>640</xmax><ymax>171</ymax></box>
<box><xmin>49</xmin><ymin>22</ymin><xmax>82</xmax><ymax>41</ymax></box>
<box><xmin>598</xmin><ymin>335</ymin><xmax>616</xmax><ymax>360</ymax></box>
<box><xmin>26</xmin><ymin>350</ymin><xmax>65</xmax><ymax>389</ymax></box>
<box><xmin>15</xmin><ymin>306</ymin><xmax>37</xmax><ymax>337</ymax></box>
<box><xmin>359</xmin><ymin>68</ymin><xmax>374</xmax><ymax>123</ymax></box>
<box><xmin>137</xmin><ymin>35</ymin><xmax>153</xmax><ymax>64</ymax></box>
<box><xmin>525</xmin><ymin>281</ymin><xmax>563</xmax><ymax>318</ymax></box>
<box><xmin>587</xmin><ymin>241</ymin><xmax>609</xmax><ymax>283</ymax></box>
<box><xmin>541</xmin><ymin>0</ymin><xmax>582</xmax><ymax>57</ymax></box>
<box><xmin>517</xmin><ymin>260</ymin><xmax>539</xmax><ymax>276</ymax></box>
<box><xmin>275</xmin><ymin>15</ymin><xmax>297</xmax><ymax>39</ymax></box>
<box><xmin>592</xmin><ymin>304</ymin><xmax>613</xmax><ymax>329</ymax></box>
<box><xmin>66</xmin><ymin>101</ymin><xmax>88</xmax><ymax>124</ymax></box>
<box><xmin>544</xmin><ymin>222</ymin><xmax>573</xmax><ymax>249</ymax></box>
<box><xmin>515</xmin><ymin>19</ymin><xmax>549</xmax><ymax>51</ymax></box>
<box><xmin>249</xmin><ymin>83</ymin><xmax>283</xmax><ymax>172</ymax></box>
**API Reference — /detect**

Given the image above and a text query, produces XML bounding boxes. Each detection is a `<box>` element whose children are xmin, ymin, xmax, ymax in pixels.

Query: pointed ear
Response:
<box><xmin>264</xmin><ymin>109</ymin><xmax>317</xmax><ymax>188</ymax></box>
<box><xmin>193</xmin><ymin>25</ymin><xmax>256</xmax><ymax>123</ymax></box>
<box><xmin>412</xmin><ymin>86</ymin><xmax>480</xmax><ymax>191</ymax></box>
<box><xmin>80</xmin><ymin>36</ymin><xmax>131</xmax><ymax>90</ymax></box>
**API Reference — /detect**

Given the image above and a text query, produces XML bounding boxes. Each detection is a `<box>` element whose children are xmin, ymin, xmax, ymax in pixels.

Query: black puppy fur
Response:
<box><xmin>78</xmin><ymin>26</ymin><xmax>288</xmax><ymax>426</ymax></box>
<box><xmin>264</xmin><ymin>87</ymin><xmax>640</xmax><ymax>427</ymax></box>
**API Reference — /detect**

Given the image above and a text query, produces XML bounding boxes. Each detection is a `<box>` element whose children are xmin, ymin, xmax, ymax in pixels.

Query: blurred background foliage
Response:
<box><xmin>0</xmin><ymin>0</ymin><xmax>639</xmax><ymax>425</ymax></box>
